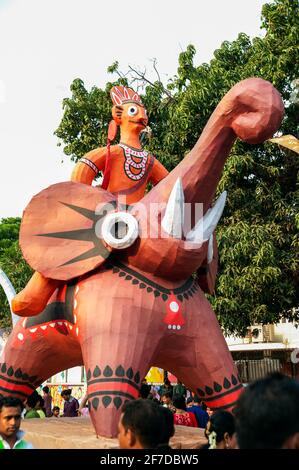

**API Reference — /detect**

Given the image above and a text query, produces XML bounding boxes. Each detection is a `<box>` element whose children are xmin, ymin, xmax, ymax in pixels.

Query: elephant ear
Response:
<box><xmin>19</xmin><ymin>181</ymin><xmax>117</xmax><ymax>281</ymax></box>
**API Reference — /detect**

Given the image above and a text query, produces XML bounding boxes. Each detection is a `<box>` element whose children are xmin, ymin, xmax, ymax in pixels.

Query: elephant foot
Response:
<box><xmin>86</xmin><ymin>363</ymin><xmax>142</xmax><ymax>438</ymax></box>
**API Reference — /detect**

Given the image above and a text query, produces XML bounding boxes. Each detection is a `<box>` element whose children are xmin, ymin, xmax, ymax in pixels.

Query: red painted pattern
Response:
<box><xmin>88</xmin><ymin>380</ymin><xmax>139</xmax><ymax>399</ymax></box>
<box><xmin>0</xmin><ymin>378</ymin><xmax>34</xmax><ymax>396</ymax></box>
<box><xmin>206</xmin><ymin>386</ymin><xmax>243</xmax><ymax>410</ymax></box>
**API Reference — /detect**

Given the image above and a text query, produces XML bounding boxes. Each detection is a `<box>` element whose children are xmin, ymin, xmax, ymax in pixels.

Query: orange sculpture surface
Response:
<box><xmin>0</xmin><ymin>79</ymin><xmax>284</xmax><ymax>438</ymax></box>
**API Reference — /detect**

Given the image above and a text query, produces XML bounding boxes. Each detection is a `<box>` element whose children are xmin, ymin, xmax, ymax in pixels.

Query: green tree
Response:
<box><xmin>0</xmin><ymin>218</ymin><xmax>33</xmax><ymax>328</ymax></box>
<box><xmin>54</xmin><ymin>0</ymin><xmax>298</xmax><ymax>336</ymax></box>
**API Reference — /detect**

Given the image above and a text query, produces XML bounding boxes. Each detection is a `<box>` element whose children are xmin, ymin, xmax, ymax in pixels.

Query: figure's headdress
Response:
<box><xmin>110</xmin><ymin>85</ymin><xmax>143</xmax><ymax>106</ymax></box>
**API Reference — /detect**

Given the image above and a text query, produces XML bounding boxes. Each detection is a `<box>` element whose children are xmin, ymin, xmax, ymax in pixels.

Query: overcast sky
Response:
<box><xmin>0</xmin><ymin>0</ymin><xmax>271</xmax><ymax>218</ymax></box>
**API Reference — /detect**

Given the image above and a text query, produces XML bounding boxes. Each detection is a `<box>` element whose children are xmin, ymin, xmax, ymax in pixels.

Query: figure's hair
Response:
<box><xmin>172</xmin><ymin>394</ymin><xmax>187</xmax><ymax>411</ymax></box>
<box><xmin>42</xmin><ymin>386</ymin><xmax>50</xmax><ymax>394</ymax></box>
<box><xmin>121</xmin><ymin>399</ymin><xmax>165</xmax><ymax>448</ymax></box>
<box><xmin>186</xmin><ymin>397</ymin><xmax>194</xmax><ymax>405</ymax></box>
<box><xmin>207</xmin><ymin>411</ymin><xmax>235</xmax><ymax>443</ymax></box>
<box><xmin>52</xmin><ymin>406</ymin><xmax>60</xmax><ymax>412</ymax></box>
<box><xmin>235</xmin><ymin>372</ymin><xmax>299</xmax><ymax>449</ymax></box>
<box><xmin>61</xmin><ymin>389</ymin><xmax>72</xmax><ymax>397</ymax></box>
<box><xmin>161</xmin><ymin>391</ymin><xmax>172</xmax><ymax>399</ymax></box>
<box><xmin>0</xmin><ymin>396</ymin><xmax>24</xmax><ymax>412</ymax></box>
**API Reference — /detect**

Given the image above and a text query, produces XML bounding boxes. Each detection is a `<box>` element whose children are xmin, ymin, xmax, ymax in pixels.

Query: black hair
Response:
<box><xmin>139</xmin><ymin>383</ymin><xmax>151</xmax><ymax>399</ymax></box>
<box><xmin>172</xmin><ymin>394</ymin><xmax>186</xmax><ymax>411</ymax></box>
<box><xmin>0</xmin><ymin>396</ymin><xmax>24</xmax><ymax>412</ymax></box>
<box><xmin>61</xmin><ymin>389</ymin><xmax>71</xmax><ymax>397</ymax></box>
<box><xmin>193</xmin><ymin>394</ymin><xmax>201</xmax><ymax>404</ymax></box>
<box><xmin>157</xmin><ymin>406</ymin><xmax>175</xmax><ymax>447</ymax></box>
<box><xmin>37</xmin><ymin>395</ymin><xmax>44</xmax><ymax>407</ymax></box>
<box><xmin>207</xmin><ymin>411</ymin><xmax>235</xmax><ymax>443</ymax></box>
<box><xmin>27</xmin><ymin>392</ymin><xmax>39</xmax><ymax>408</ymax></box>
<box><xmin>52</xmin><ymin>406</ymin><xmax>60</xmax><ymax>412</ymax></box>
<box><xmin>186</xmin><ymin>397</ymin><xmax>194</xmax><ymax>405</ymax></box>
<box><xmin>42</xmin><ymin>386</ymin><xmax>50</xmax><ymax>394</ymax></box>
<box><xmin>121</xmin><ymin>399</ymin><xmax>164</xmax><ymax>448</ymax></box>
<box><xmin>164</xmin><ymin>378</ymin><xmax>171</xmax><ymax>386</ymax></box>
<box><xmin>161</xmin><ymin>391</ymin><xmax>172</xmax><ymax>399</ymax></box>
<box><xmin>235</xmin><ymin>372</ymin><xmax>299</xmax><ymax>449</ymax></box>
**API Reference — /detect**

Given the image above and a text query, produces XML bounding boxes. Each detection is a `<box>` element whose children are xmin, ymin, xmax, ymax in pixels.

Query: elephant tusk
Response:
<box><xmin>161</xmin><ymin>177</ymin><xmax>185</xmax><ymax>239</ymax></box>
<box><xmin>0</xmin><ymin>268</ymin><xmax>19</xmax><ymax>327</ymax></box>
<box><xmin>186</xmin><ymin>191</ymin><xmax>227</xmax><ymax>243</ymax></box>
<box><xmin>207</xmin><ymin>233</ymin><xmax>214</xmax><ymax>264</ymax></box>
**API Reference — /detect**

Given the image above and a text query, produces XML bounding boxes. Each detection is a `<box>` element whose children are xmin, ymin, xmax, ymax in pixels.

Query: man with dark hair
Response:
<box><xmin>235</xmin><ymin>372</ymin><xmax>299</xmax><ymax>449</ymax></box>
<box><xmin>24</xmin><ymin>393</ymin><xmax>40</xmax><ymax>419</ymax></box>
<box><xmin>157</xmin><ymin>406</ymin><xmax>175</xmax><ymax>450</ymax></box>
<box><xmin>118</xmin><ymin>399</ymin><xmax>165</xmax><ymax>449</ymax></box>
<box><xmin>61</xmin><ymin>389</ymin><xmax>79</xmax><ymax>417</ymax></box>
<box><xmin>42</xmin><ymin>385</ymin><xmax>52</xmax><ymax>417</ymax></box>
<box><xmin>0</xmin><ymin>396</ymin><xmax>33</xmax><ymax>449</ymax></box>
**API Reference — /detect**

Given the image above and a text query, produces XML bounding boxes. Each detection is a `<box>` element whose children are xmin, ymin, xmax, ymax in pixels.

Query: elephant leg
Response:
<box><xmin>75</xmin><ymin>270</ymin><xmax>164</xmax><ymax>438</ymax></box>
<box><xmin>153</xmin><ymin>290</ymin><xmax>243</xmax><ymax>412</ymax></box>
<box><xmin>0</xmin><ymin>286</ymin><xmax>83</xmax><ymax>401</ymax></box>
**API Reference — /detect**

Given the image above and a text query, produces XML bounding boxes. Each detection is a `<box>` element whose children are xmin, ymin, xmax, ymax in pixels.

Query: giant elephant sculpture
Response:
<box><xmin>0</xmin><ymin>78</ymin><xmax>283</xmax><ymax>438</ymax></box>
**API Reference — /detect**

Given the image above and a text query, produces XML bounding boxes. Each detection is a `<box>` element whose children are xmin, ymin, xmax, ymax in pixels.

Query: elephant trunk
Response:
<box><xmin>143</xmin><ymin>78</ymin><xmax>284</xmax><ymax>218</ymax></box>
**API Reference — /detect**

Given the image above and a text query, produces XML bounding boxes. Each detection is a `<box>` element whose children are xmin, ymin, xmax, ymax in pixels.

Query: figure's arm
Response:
<box><xmin>71</xmin><ymin>147</ymin><xmax>107</xmax><ymax>184</ymax></box>
<box><xmin>149</xmin><ymin>158</ymin><xmax>169</xmax><ymax>185</ymax></box>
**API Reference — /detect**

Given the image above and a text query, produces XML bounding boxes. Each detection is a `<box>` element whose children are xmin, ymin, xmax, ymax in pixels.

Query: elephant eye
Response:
<box><xmin>100</xmin><ymin>211</ymin><xmax>139</xmax><ymax>249</ymax></box>
<box><xmin>127</xmin><ymin>106</ymin><xmax>138</xmax><ymax>116</ymax></box>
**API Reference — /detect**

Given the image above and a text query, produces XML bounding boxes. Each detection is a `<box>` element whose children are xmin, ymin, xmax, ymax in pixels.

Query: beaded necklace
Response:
<box><xmin>119</xmin><ymin>143</ymin><xmax>149</xmax><ymax>181</ymax></box>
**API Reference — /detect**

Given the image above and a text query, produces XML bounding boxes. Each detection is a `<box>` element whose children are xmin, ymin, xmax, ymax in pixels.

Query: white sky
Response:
<box><xmin>0</xmin><ymin>0</ymin><xmax>270</xmax><ymax>218</ymax></box>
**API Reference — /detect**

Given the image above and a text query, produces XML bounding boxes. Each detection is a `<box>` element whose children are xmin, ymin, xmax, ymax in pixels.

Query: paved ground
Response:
<box><xmin>21</xmin><ymin>417</ymin><xmax>207</xmax><ymax>449</ymax></box>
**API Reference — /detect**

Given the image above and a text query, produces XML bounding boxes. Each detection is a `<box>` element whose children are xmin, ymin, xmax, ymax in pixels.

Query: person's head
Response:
<box><xmin>139</xmin><ymin>384</ymin><xmax>151</xmax><ymax>399</ymax></box>
<box><xmin>157</xmin><ymin>406</ymin><xmax>175</xmax><ymax>448</ymax></box>
<box><xmin>52</xmin><ymin>406</ymin><xmax>60</xmax><ymax>417</ymax></box>
<box><xmin>235</xmin><ymin>372</ymin><xmax>299</xmax><ymax>449</ymax></box>
<box><xmin>186</xmin><ymin>397</ymin><xmax>194</xmax><ymax>408</ymax></box>
<box><xmin>193</xmin><ymin>395</ymin><xmax>202</xmax><ymax>406</ymax></box>
<box><xmin>26</xmin><ymin>392</ymin><xmax>39</xmax><ymax>410</ymax></box>
<box><xmin>172</xmin><ymin>394</ymin><xmax>187</xmax><ymax>411</ymax></box>
<box><xmin>204</xmin><ymin>411</ymin><xmax>236</xmax><ymax>449</ymax></box>
<box><xmin>118</xmin><ymin>399</ymin><xmax>164</xmax><ymax>449</ymax></box>
<box><xmin>164</xmin><ymin>378</ymin><xmax>171</xmax><ymax>387</ymax></box>
<box><xmin>161</xmin><ymin>391</ymin><xmax>172</xmax><ymax>406</ymax></box>
<box><xmin>36</xmin><ymin>395</ymin><xmax>44</xmax><ymax>410</ymax></box>
<box><xmin>42</xmin><ymin>386</ymin><xmax>50</xmax><ymax>395</ymax></box>
<box><xmin>61</xmin><ymin>389</ymin><xmax>72</xmax><ymax>401</ymax></box>
<box><xmin>0</xmin><ymin>397</ymin><xmax>23</xmax><ymax>440</ymax></box>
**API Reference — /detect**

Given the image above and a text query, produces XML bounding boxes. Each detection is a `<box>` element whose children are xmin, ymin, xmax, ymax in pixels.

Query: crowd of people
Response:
<box><xmin>1</xmin><ymin>372</ymin><xmax>299</xmax><ymax>449</ymax></box>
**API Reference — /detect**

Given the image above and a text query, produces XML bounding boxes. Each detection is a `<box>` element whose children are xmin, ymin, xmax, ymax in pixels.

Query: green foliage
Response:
<box><xmin>53</xmin><ymin>0</ymin><xmax>298</xmax><ymax>336</ymax></box>
<box><xmin>0</xmin><ymin>218</ymin><xmax>33</xmax><ymax>328</ymax></box>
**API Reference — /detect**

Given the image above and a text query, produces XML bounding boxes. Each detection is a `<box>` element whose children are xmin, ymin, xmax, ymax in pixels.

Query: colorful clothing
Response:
<box><xmin>173</xmin><ymin>411</ymin><xmax>197</xmax><ymax>427</ymax></box>
<box><xmin>0</xmin><ymin>430</ymin><xmax>33</xmax><ymax>449</ymax></box>
<box><xmin>187</xmin><ymin>405</ymin><xmax>209</xmax><ymax>428</ymax></box>
<box><xmin>24</xmin><ymin>409</ymin><xmax>40</xmax><ymax>419</ymax></box>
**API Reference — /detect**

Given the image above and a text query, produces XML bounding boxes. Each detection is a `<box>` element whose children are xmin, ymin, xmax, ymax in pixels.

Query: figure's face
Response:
<box><xmin>53</xmin><ymin>409</ymin><xmax>59</xmax><ymax>417</ymax></box>
<box><xmin>116</xmin><ymin>102</ymin><xmax>148</xmax><ymax>136</ymax></box>
<box><xmin>0</xmin><ymin>406</ymin><xmax>22</xmax><ymax>439</ymax></box>
<box><xmin>62</xmin><ymin>394</ymin><xmax>70</xmax><ymax>401</ymax></box>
